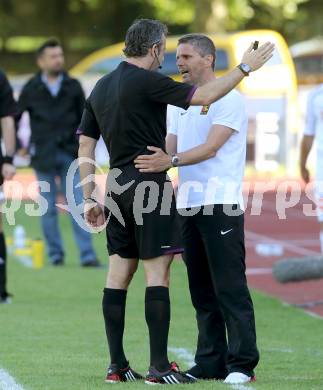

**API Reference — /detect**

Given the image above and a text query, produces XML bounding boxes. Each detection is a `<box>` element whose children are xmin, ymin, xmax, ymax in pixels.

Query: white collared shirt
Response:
<box><xmin>167</xmin><ymin>89</ymin><xmax>247</xmax><ymax>209</ymax></box>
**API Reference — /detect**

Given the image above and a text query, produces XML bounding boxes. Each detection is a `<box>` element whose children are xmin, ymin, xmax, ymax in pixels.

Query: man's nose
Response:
<box><xmin>176</xmin><ymin>58</ymin><xmax>183</xmax><ymax>66</ymax></box>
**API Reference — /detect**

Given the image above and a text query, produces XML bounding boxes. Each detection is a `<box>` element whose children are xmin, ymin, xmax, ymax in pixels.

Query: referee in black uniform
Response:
<box><xmin>0</xmin><ymin>70</ymin><xmax>16</xmax><ymax>304</ymax></box>
<box><xmin>77</xmin><ymin>19</ymin><xmax>273</xmax><ymax>384</ymax></box>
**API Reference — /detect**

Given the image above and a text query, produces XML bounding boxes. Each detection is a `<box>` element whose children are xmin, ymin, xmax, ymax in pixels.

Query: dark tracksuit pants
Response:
<box><xmin>180</xmin><ymin>205</ymin><xmax>259</xmax><ymax>378</ymax></box>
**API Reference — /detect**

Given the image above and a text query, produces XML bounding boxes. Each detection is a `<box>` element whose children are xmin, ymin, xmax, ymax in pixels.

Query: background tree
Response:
<box><xmin>1</xmin><ymin>0</ymin><xmax>322</xmax><ymax>73</ymax></box>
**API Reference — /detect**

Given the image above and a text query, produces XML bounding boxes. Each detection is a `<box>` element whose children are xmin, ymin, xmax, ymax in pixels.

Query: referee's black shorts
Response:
<box><xmin>105</xmin><ymin>164</ymin><xmax>183</xmax><ymax>260</ymax></box>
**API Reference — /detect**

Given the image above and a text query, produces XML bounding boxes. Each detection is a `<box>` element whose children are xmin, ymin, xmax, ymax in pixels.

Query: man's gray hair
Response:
<box><xmin>178</xmin><ymin>34</ymin><xmax>216</xmax><ymax>70</ymax></box>
<box><xmin>123</xmin><ymin>19</ymin><xmax>168</xmax><ymax>58</ymax></box>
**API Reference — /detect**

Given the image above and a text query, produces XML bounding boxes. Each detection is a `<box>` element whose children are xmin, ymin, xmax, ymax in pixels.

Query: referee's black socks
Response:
<box><xmin>145</xmin><ymin>286</ymin><xmax>171</xmax><ymax>371</ymax></box>
<box><xmin>102</xmin><ymin>288</ymin><xmax>128</xmax><ymax>368</ymax></box>
<box><xmin>0</xmin><ymin>232</ymin><xmax>7</xmax><ymax>299</ymax></box>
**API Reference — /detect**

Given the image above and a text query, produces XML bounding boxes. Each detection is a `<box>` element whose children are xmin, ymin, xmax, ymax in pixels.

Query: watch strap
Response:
<box><xmin>237</xmin><ymin>63</ymin><xmax>250</xmax><ymax>76</ymax></box>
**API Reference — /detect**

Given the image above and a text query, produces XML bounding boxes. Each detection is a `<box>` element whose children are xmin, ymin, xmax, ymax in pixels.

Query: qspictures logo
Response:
<box><xmin>1</xmin><ymin>158</ymin><xmax>323</xmax><ymax>232</ymax></box>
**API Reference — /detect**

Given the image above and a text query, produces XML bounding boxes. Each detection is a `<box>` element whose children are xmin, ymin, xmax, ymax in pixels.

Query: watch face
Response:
<box><xmin>242</xmin><ymin>63</ymin><xmax>251</xmax><ymax>73</ymax></box>
<box><xmin>172</xmin><ymin>156</ymin><xmax>179</xmax><ymax>166</ymax></box>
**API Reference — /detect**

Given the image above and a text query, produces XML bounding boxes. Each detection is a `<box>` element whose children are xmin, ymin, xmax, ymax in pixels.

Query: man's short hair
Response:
<box><xmin>178</xmin><ymin>34</ymin><xmax>216</xmax><ymax>70</ymax></box>
<box><xmin>123</xmin><ymin>19</ymin><xmax>168</xmax><ymax>58</ymax></box>
<box><xmin>37</xmin><ymin>39</ymin><xmax>61</xmax><ymax>58</ymax></box>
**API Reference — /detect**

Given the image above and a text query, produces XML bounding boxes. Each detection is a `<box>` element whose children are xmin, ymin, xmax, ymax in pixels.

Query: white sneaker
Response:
<box><xmin>224</xmin><ymin>372</ymin><xmax>255</xmax><ymax>384</ymax></box>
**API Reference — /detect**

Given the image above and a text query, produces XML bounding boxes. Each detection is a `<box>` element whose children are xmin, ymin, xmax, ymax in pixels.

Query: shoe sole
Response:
<box><xmin>105</xmin><ymin>378</ymin><xmax>142</xmax><ymax>383</ymax></box>
<box><xmin>185</xmin><ymin>373</ymin><xmax>198</xmax><ymax>380</ymax></box>
<box><xmin>224</xmin><ymin>376</ymin><xmax>256</xmax><ymax>385</ymax></box>
<box><xmin>145</xmin><ymin>379</ymin><xmax>195</xmax><ymax>385</ymax></box>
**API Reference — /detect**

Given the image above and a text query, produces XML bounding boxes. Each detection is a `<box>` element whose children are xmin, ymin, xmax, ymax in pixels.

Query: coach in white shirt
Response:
<box><xmin>300</xmin><ymin>84</ymin><xmax>323</xmax><ymax>254</ymax></box>
<box><xmin>134</xmin><ymin>34</ymin><xmax>259</xmax><ymax>385</ymax></box>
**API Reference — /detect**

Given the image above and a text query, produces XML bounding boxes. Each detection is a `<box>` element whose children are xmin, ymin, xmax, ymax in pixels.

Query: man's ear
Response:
<box><xmin>148</xmin><ymin>45</ymin><xmax>154</xmax><ymax>58</ymax></box>
<box><xmin>36</xmin><ymin>56</ymin><xmax>43</xmax><ymax>69</ymax></box>
<box><xmin>205</xmin><ymin>54</ymin><xmax>214</xmax><ymax>68</ymax></box>
<box><xmin>152</xmin><ymin>43</ymin><xmax>159</xmax><ymax>56</ymax></box>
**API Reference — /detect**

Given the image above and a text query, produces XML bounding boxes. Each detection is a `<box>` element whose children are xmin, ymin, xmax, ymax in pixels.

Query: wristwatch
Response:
<box><xmin>237</xmin><ymin>63</ymin><xmax>252</xmax><ymax>76</ymax></box>
<box><xmin>171</xmin><ymin>154</ymin><xmax>180</xmax><ymax>167</ymax></box>
<box><xmin>3</xmin><ymin>156</ymin><xmax>13</xmax><ymax>165</ymax></box>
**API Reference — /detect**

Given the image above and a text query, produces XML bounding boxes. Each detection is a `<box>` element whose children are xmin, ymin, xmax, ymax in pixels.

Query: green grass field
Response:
<box><xmin>1</xmin><ymin>205</ymin><xmax>323</xmax><ymax>390</ymax></box>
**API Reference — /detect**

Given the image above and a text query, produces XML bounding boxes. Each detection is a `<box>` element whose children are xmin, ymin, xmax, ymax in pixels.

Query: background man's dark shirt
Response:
<box><xmin>0</xmin><ymin>70</ymin><xmax>16</xmax><ymax>119</ymax></box>
<box><xmin>78</xmin><ymin>61</ymin><xmax>195</xmax><ymax>168</ymax></box>
<box><xmin>0</xmin><ymin>70</ymin><xmax>17</xmax><ymax>162</ymax></box>
<box><xmin>18</xmin><ymin>72</ymin><xmax>85</xmax><ymax>172</ymax></box>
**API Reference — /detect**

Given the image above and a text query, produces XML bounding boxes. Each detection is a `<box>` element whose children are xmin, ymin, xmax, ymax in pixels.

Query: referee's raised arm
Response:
<box><xmin>190</xmin><ymin>41</ymin><xmax>274</xmax><ymax>106</ymax></box>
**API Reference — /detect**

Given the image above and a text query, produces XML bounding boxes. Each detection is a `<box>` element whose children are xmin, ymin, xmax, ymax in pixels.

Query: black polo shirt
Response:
<box><xmin>0</xmin><ymin>70</ymin><xmax>16</xmax><ymax>119</ymax></box>
<box><xmin>78</xmin><ymin>61</ymin><xmax>196</xmax><ymax>168</ymax></box>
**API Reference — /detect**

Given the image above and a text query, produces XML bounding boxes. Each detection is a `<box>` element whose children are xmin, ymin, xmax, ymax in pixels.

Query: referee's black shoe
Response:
<box><xmin>185</xmin><ymin>365</ymin><xmax>227</xmax><ymax>381</ymax></box>
<box><xmin>145</xmin><ymin>362</ymin><xmax>196</xmax><ymax>385</ymax></box>
<box><xmin>105</xmin><ymin>362</ymin><xmax>143</xmax><ymax>383</ymax></box>
<box><xmin>0</xmin><ymin>292</ymin><xmax>12</xmax><ymax>304</ymax></box>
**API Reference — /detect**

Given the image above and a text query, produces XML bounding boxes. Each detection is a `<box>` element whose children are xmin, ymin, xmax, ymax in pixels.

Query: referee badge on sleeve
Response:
<box><xmin>200</xmin><ymin>105</ymin><xmax>210</xmax><ymax>115</ymax></box>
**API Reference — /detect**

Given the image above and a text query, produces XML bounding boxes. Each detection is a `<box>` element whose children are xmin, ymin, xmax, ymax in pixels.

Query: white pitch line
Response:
<box><xmin>263</xmin><ymin>347</ymin><xmax>293</xmax><ymax>353</ymax></box>
<box><xmin>283</xmin><ymin>301</ymin><xmax>323</xmax><ymax>319</ymax></box>
<box><xmin>304</xmin><ymin>310</ymin><xmax>323</xmax><ymax>320</ymax></box>
<box><xmin>245</xmin><ymin>230</ymin><xmax>320</xmax><ymax>257</ymax></box>
<box><xmin>0</xmin><ymin>369</ymin><xmax>25</xmax><ymax>390</ymax></box>
<box><xmin>246</xmin><ymin>238</ymin><xmax>319</xmax><ymax>245</ymax></box>
<box><xmin>246</xmin><ymin>268</ymin><xmax>272</xmax><ymax>275</ymax></box>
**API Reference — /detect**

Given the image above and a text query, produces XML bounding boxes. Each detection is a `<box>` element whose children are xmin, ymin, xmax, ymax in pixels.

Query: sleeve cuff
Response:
<box><xmin>303</xmin><ymin>129</ymin><xmax>315</xmax><ymax>136</ymax></box>
<box><xmin>167</xmin><ymin>128</ymin><xmax>178</xmax><ymax>135</ymax></box>
<box><xmin>0</xmin><ymin>111</ymin><xmax>17</xmax><ymax>119</ymax></box>
<box><xmin>211</xmin><ymin>120</ymin><xmax>241</xmax><ymax>132</ymax></box>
